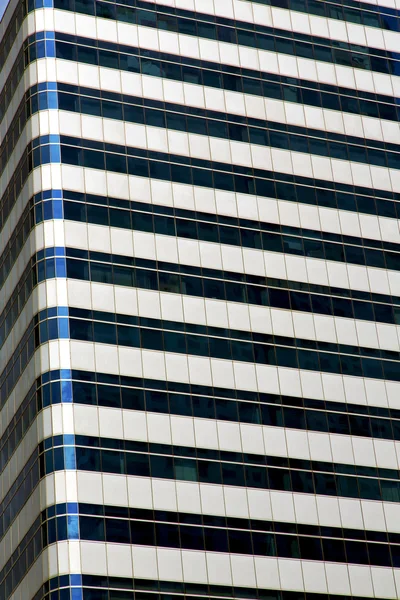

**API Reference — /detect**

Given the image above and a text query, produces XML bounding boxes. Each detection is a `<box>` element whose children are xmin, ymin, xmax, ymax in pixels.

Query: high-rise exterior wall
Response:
<box><xmin>2</xmin><ymin>0</ymin><xmax>400</xmax><ymax>597</ymax></box>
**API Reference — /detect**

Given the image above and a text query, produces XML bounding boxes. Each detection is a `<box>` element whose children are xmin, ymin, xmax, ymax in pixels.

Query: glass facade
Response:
<box><xmin>2</xmin><ymin>0</ymin><xmax>400</xmax><ymax>597</ymax></box>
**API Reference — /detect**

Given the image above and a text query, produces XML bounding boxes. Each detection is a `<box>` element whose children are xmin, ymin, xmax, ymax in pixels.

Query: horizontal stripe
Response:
<box><xmin>36</xmin><ymin>433</ymin><xmax>400</xmax><ymax>503</ymax></box>
<box><xmin>57</xmin><ymin>82</ymin><xmax>400</xmax><ymax>153</ymax></box>
<box><xmin>5</xmin><ymin>364</ymin><xmax>400</xmax><ymax>504</ymax></box>
<box><xmin>57</xmin><ymin>131</ymin><xmax>400</xmax><ymax>200</ymax></box>
<box><xmin>246</xmin><ymin>0</ymin><xmax>400</xmax><ymax>27</ymax></box>
<box><xmin>70</xmin><ymin>383</ymin><xmax>400</xmax><ymax>446</ymax></box>
<box><xmin>34</xmin><ymin>338</ymin><xmax>400</xmax><ymax>417</ymax></box>
<box><xmin>29</xmin><ymin>573</ymin><xmax>388</xmax><ymax>600</ymax></box>
<box><xmin>3</xmin><ymin>301</ymin><xmax>399</xmax><ymax>400</ymax></box>
<box><xmin>4</xmin><ymin>176</ymin><xmax>400</xmax><ymax>301</ymax></box>
<box><xmin>65</xmin><ymin>279</ymin><xmax>400</xmax><ymax>351</ymax></box>
<box><xmin>4</xmin><ymin>113</ymin><xmax>400</xmax><ymax>239</ymax></box>
<box><xmin>61</xmin><ymin>194</ymin><xmax>400</xmax><ymax>273</ymax></box>
<box><xmin>1</xmin><ymin>346</ymin><xmax>397</xmax><ymax>544</ymax></box>
<box><xmin>22</xmin><ymin>501</ymin><xmax>400</xmax><ymax>568</ymax></box>
<box><xmin>3</xmin><ymin>299</ymin><xmax>400</xmax><ymax>424</ymax></box>
<box><xmin>54</xmin><ymin>94</ymin><xmax>400</xmax><ymax>172</ymax></box>
<box><xmin>51</xmin><ymin>31</ymin><xmax>400</xmax><ymax>104</ymax></box>
<box><xmin>139</xmin><ymin>0</ymin><xmax>400</xmax><ymax>33</ymax></box>
<box><xmin>45</xmin><ymin>28</ymin><xmax>400</xmax><ymax>103</ymax></box>
<box><xmin>5</xmin><ymin>401</ymin><xmax>400</xmax><ymax>504</ymax></box>
<box><xmin>4</xmin><ymin>365</ymin><xmax>400</xmax><ymax>495</ymax></box>
<box><xmin>6</xmin><ymin>242</ymin><xmax>400</xmax><ymax>373</ymax></box>
<box><xmin>7</xmin><ymin>429</ymin><xmax>400</xmax><ymax>552</ymax></box>
<box><xmin>15</xmin><ymin>541</ymin><xmax>400</xmax><ymax>599</ymax></box>
<box><xmin>44</xmin><ymin>367</ymin><xmax>400</xmax><ymax>431</ymax></box>
<box><xmin>47</xmin><ymin>4</ymin><xmax>400</xmax><ymax>76</ymax></box>
<box><xmin>2</xmin><ymin>183</ymin><xmax>400</xmax><ymax>324</ymax></box>
<box><xmin>5</xmin><ymin>469</ymin><xmax>400</xmax><ymax>573</ymax></box>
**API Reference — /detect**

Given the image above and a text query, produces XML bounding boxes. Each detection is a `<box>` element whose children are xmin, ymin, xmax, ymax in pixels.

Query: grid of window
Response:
<box><xmin>3</xmin><ymin>0</ymin><xmax>400</xmax><ymax>596</ymax></box>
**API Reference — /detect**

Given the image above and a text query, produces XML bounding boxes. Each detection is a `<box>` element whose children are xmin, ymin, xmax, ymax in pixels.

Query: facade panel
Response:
<box><xmin>1</xmin><ymin>0</ymin><xmax>400</xmax><ymax>598</ymax></box>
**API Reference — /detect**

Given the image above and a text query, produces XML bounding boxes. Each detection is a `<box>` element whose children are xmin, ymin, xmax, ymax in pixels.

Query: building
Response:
<box><xmin>1</xmin><ymin>0</ymin><xmax>400</xmax><ymax>597</ymax></box>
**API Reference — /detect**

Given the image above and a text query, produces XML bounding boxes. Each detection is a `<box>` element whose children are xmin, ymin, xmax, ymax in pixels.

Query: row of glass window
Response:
<box><xmin>57</xmin><ymin>84</ymin><xmax>400</xmax><ymax>156</ymax></box>
<box><xmin>0</xmin><ymin>255</ymin><xmax>67</xmax><ymax>405</ymax></box>
<box><xmin>62</xmin><ymin>198</ymin><xmax>400</xmax><ymax>271</ymax></box>
<box><xmin>61</xmin><ymin>588</ymin><xmax>367</xmax><ymax>600</ymax></box>
<box><xmin>63</xmin><ymin>193</ymin><xmax>398</xmax><ymax>253</ymax></box>
<box><xmin>12</xmin><ymin>138</ymin><xmax>400</xmax><ymax>279</ymax></box>
<box><xmin>3</xmin><ymin>420</ymin><xmax>400</xmax><ymax>569</ymax></box>
<box><xmin>58</xmin><ymin>79</ymin><xmax>400</xmax><ymax>126</ymax></box>
<box><xmin>69</xmin><ymin>432</ymin><xmax>400</xmax><ymax>489</ymax></box>
<box><xmin>5</xmin><ymin>294</ymin><xmax>399</xmax><ymax>415</ymax></box>
<box><xmin>8</xmin><ymin>420</ymin><xmax>400</xmax><ymax>581</ymax></box>
<box><xmin>5</xmin><ymin>172</ymin><xmax>400</xmax><ymax>310</ymax></box>
<box><xmin>66</xmin><ymin>314</ymin><xmax>400</xmax><ymax>381</ymax></box>
<box><xmin>0</xmin><ymin>85</ymin><xmax>400</xmax><ymax>273</ymax></box>
<box><xmin>39</xmin><ymin>435</ymin><xmax>400</xmax><ymax>503</ymax></box>
<box><xmin>7</xmin><ymin>494</ymin><xmax>400</xmax><ymax>600</ymax></box>
<box><xmin>4</xmin><ymin>241</ymin><xmax>400</xmax><ymax>408</ymax></box>
<box><xmin>18</xmin><ymin>135</ymin><xmax>400</xmax><ymax>236</ymax></box>
<box><xmin>4</xmin><ymin>77</ymin><xmax>400</xmax><ymax>290</ymax></box>
<box><xmin>17</xmin><ymin>30</ymin><xmax>400</xmax><ymax>137</ymax></box>
<box><xmin>0</xmin><ymin>87</ymin><xmax>58</xmax><ymax>188</ymax></box>
<box><xmin>3</xmin><ymin>133</ymin><xmax>400</xmax><ymax>298</ymax></box>
<box><xmin>51</xmin><ymin>34</ymin><xmax>400</xmax><ymax>102</ymax></box>
<box><xmin>60</xmin><ymin>502</ymin><xmax>400</xmax><ymax>546</ymax></box>
<box><xmin>59</xmin><ymin>141</ymin><xmax>400</xmax><ymax>230</ymax></box>
<box><xmin>42</xmin><ymin>511</ymin><xmax>400</xmax><ymax>567</ymax></box>
<box><xmin>4</xmin><ymin>231</ymin><xmax>400</xmax><ymax>371</ymax></box>
<box><xmin>35</xmin><ymin>136</ymin><xmax>400</xmax><ymax>216</ymax></box>
<box><xmin>0</xmin><ymin>258</ymin><xmax>35</xmax><ymax>363</ymax></box>
<box><xmin>49</xmin><ymin>0</ymin><xmax>400</xmax><ymax>38</ymax></box>
<box><xmin>45</xmin><ymin>1</ymin><xmax>400</xmax><ymax>75</ymax></box>
<box><xmin>62</xmin><ymin>368</ymin><xmax>400</xmax><ymax>420</ymax></box>
<box><xmin>3</xmin><ymin>20</ymin><xmax>400</xmax><ymax>171</ymax></box>
<box><xmin>70</xmin><ymin>380</ymin><xmax>400</xmax><ymax>442</ymax></box>
<box><xmin>0</xmin><ymin>447</ymin><xmax>40</xmax><ymax>541</ymax></box>
<box><xmin>0</xmin><ymin>195</ymin><xmax>62</xmax><ymax>302</ymax></box>
<box><xmin>0</xmin><ymin>510</ymin><xmax>42</xmax><ymax>599</ymax></box>
<box><xmin>56</xmin><ymin>90</ymin><xmax>400</xmax><ymax>169</ymax></box>
<box><xmin>72</xmin><ymin>0</ymin><xmax>400</xmax><ymax>32</ymax></box>
<box><xmin>68</xmin><ymin>0</ymin><xmax>400</xmax><ymax>66</ymax></box>
<box><xmin>4</xmin><ymin>299</ymin><xmax>400</xmax><ymax>429</ymax></box>
<box><xmin>10</xmin><ymin>419</ymin><xmax>400</xmax><ymax>562</ymax></box>
<box><xmin>59</xmin><ymin>135</ymin><xmax>400</xmax><ymax>211</ymax></box>
<box><xmin>249</xmin><ymin>0</ymin><xmax>400</xmax><ymax>27</ymax></box>
<box><xmin>34</xmin><ymin>571</ymin><xmax>386</xmax><ymax>600</ymax></box>
<box><xmin>57</xmin><ymin>166</ymin><xmax>400</xmax><ymax>220</ymax></box>
<box><xmin>5</xmin><ymin>354</ymin><xmax>400</xmax><ymax>507</ymax></box>
<box><xmin>66</xmin><ymin>306</ymin><xmax>399</xmax><ymax>363</ymax></box>
<box><xmin>5</xmin><ymin>360</ymin><xmax>400</xmax><ymax>497</ymax></box>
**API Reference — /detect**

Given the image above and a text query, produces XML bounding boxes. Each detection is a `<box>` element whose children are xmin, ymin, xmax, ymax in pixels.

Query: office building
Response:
<box><xmin>2</xmin><ymin>0</ymin><xmax>400</xmax><ymax>597</ymax></box>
